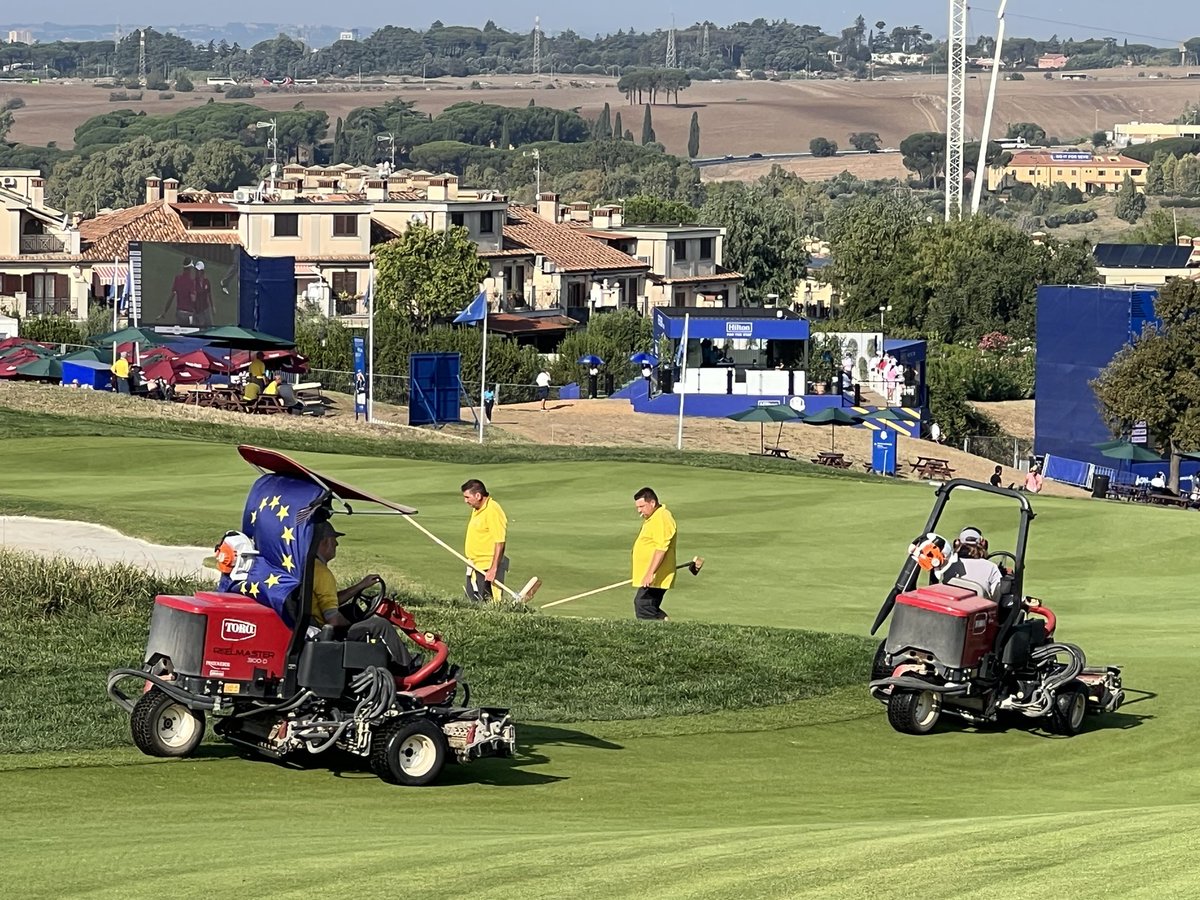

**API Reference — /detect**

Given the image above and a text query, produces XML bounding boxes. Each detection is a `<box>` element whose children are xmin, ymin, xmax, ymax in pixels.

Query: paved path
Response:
<box><xmin>0</xmin><ymin>516</ymin><xmax>213</xmax><ymax>579</ymax></box>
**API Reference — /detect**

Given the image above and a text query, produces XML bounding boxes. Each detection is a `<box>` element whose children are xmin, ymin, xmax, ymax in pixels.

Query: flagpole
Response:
<box><xmin>367</xmin><ymin>261</ymin><xmax>375</xmax><ymax>423</ymax></box>
<box><xmin>676</xmin><ymin>312</ymin><xmax>690</xmax><ymax>450</ymax></box>
<box><xmin>478</xmin><ymin>290</ymin><xmax>488</xmax><ymax>444</ymax></box>
<box><xmin>111</xmin><ymin>256</ymin><xmax>118</xmax><ymax>333</ymax></box>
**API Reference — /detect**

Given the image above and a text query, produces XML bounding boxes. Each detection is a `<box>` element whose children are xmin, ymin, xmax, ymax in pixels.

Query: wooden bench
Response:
<box><xmin>811</xmin><ymin>452</ymin><xmax>853</xmax><ymax>469</ymax></box>
<box><xmin>1147</xmin><ymin>492</ymin><xmax>1192</xmax><ymax>509</ymax></box>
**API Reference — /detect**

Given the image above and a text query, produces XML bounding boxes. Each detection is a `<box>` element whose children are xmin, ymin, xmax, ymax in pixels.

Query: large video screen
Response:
<box><xmin>136</xmin><ymin>243</ymin><xmax>240</xmax><ymax>330</ymax></box>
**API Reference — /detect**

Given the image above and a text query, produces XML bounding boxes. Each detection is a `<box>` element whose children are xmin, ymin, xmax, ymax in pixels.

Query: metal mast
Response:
<box><xmin>533</xmin><ymin>17</ymin><xmax>542</xmax><ymax>76</ymax></box>
<box><xmin>945</xmin><ymin>0</ymin><xmax>968</xmax><ymax>220</ymax></box>
<box><xmin>138</xmin><ymin>29</ymin><xmax>148</xmax><ymax>89</ymax></box>
<box><xmin>666</xmin><ymin>19</ymin><xmax>677</xmax><ymax>68</ymax></box>
<box><xmin>971</xmin><ymin>0</ymin><xmax>1009</xmax><ymax>215</ymax></box>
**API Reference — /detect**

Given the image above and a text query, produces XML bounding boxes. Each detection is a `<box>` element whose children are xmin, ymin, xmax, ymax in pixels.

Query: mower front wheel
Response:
<box><xmin>1049</xmin><ymin>682</ymin><xmax>1089</xmax><ymax>736</ymax></box>
<box><xmin>870</xmin><ymin>640</ymin><xmax>892</xmax><ymax>682</ymax></box>
<box><xmin>370</xmin><ymin>718</ymin><xmax>448</xmax><ymax>786</ymax></box>
<box><xmin>131</xmin><ymin>688</ymin><xmax>205</xmax><ymax>757</ymax></box>
<box><xmin>887</xmin><ymin>688</ymin><xmax>942</xmax><ymax>735</ymax></box>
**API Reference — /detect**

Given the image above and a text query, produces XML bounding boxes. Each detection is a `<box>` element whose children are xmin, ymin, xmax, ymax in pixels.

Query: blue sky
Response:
<box><xmin>9</xmin><ymin>4</ymin><xmax>1199</xmax><ymax>44</ymax></box>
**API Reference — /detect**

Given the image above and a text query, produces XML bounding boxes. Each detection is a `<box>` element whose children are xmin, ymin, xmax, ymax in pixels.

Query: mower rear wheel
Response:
<box><xmin>1050</xmin><ymin>682</ymin><xmax>1089</xmax><ymax>736</ymax></box>
<box><xmin>370</xmin><ymin>718</ymin><xmax>447</xmax><ymax>786</ymax></box>
<box><xmin>887</xmin><ymin>688</ymin><xmax>942</xmax><ymax>735</ymax></box>
<box><xmin>131</xmin><ymin>688</ymin><xmax>205</xmax><ymax>757</ymax></box>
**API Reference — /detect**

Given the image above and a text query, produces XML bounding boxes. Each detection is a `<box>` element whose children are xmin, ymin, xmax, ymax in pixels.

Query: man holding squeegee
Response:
<box><xmin>462</xmin><ymin>479</ymin><xmax>510</xmax><ymax>602</ymax></box>
<box><xmin>632</xmin><ymin>486</ymin><xmax>678</xmax><ymax>621</ymax></box>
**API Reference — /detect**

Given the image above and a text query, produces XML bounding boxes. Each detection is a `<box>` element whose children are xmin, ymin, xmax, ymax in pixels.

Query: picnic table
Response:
<box><xmin>762</xmin><ymin>444</ymin><xmax>792</xmax><ymax>459</ymax></box>
<box><xmin>811</xmin><ymin>451</ymin><xmax>853</xmax><ymax>469</ymax></box>
<box><xmin>1106</xmin><ymin>482</ymin><xmax>1147</xmax><ymax>503</ymax></box>
<box><xmin>910</xmin><ymin>456</ymin><xmax>956</xmax><ymax>480</ymax></box>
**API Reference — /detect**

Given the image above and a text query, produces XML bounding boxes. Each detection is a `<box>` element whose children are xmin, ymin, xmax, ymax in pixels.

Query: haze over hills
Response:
<box><xmin>0</xmin><ymin>23</ymin><xmax>349</xmax><ymax>48</ymax></box>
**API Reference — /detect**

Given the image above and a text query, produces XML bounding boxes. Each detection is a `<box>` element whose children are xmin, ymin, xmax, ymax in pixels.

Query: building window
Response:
<box><xmin>673</xmin><ymin>239</ymin><xmax>688</xmax><ymax>262</ymax></box>
<box><xmin>273</xmin><ymin>213</ymin><xmax>299</xmax><ymax>237</ymax></box>
<box><xmin>1027</xmin><ymin>169</ymin><xmax>1035</xmax><ymax>175</ymax></box>
<box><xmin>1056</xmin><ymin>169</ymin><xmax>1063</xmax><ymax>175</ymax></box>
<box><xmin>332</xmin><ymin>214</ymin><xmax>358</xmax><ymax>237</ymax></box>
<box><xmin>674</xmin><ymin>290</ymin><xmax>687</xmax><ymax>306</ymax></box>
<box><xmin>699</xmin><ymin>237</ymin><xmax>714</xmax><ymax>259</ymax></box>
<box><xmin>566</xmin><ymin>281</ymin><xmax>587</xmax><ymax>307</ymax></box>
<box><xmin>478</xmin><ymin>210</ymin><xmax>495</xmax><ymax>234</ymax></box>
<box><xmin>1132</xmin><ymin>169</ymin><xmax>1143</xmax><ymax>176</ymax></box>
<box><xmin>331</xmin><ymin>271</ymin><xmax>358</xmax><ymax>298</ymax></box>
<box><xmin>1097</xmin><ymin>170</ymin><xmax>1106</xmax><ymax>176</ymax></box>
<box><xmin>450</xmin><ymin>212</ymin><xmax>465</xmax><ymax>228</ymax></box>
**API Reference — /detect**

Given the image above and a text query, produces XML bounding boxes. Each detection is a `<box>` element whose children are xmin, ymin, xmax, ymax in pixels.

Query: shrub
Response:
<box><xmin>174</xmin><ymin>73</ymin><xmax>194</xmax><ymax>92</ymax></box>
<box><xmin>108</xmin><ymin>91</ymin><xmax>128</xmax><ymax>102</ymax></box>
<box><xmin>3</xmin><ymin>97</ymin><xmax>25</xmax><ymax>111</ymax></box>
<box><xmin>224</xmin><ymin>85</ymin><xmax>255</xmax><ymax>99</ymax></box>
<box><xmin>145</xmin><ymin>78</ymin><xmax>169</xmax><ymax>92</ymax></box>
<box><xmin>1043</xmin><ymin>208</ymin><xmax>1097</xmax><ymax>228</ymax></box>
<box><xmin>157</xmin><ymin>92</ymin><xmax>175</xmax><ymax>100</ymax></box>
<box><xmin>1008</xmin><ymin>71</ymin><xmax>1025</xmax><ymax>81</ymax></box>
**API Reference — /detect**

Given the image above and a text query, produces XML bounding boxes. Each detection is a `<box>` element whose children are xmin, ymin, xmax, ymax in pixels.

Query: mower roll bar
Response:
<box><xmin>870</xmin><ymin>478</ymin><xmax>1036</xmax><ymax>635</ymax></box>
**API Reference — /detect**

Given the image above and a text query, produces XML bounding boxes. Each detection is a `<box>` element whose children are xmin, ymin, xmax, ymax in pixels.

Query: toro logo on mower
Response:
<box><xmin>221</xmin><ymin>618</ymin><xmax>258</xmax><ymax>642</ymax></box>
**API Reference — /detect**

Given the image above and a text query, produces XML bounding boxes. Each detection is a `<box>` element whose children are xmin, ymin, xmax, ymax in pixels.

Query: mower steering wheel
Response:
<box><xmin>338</xmin><ymin>577</ymin><xmax>387</xmax><ymax>624</ymax></box>
<box><xmin>987</xmin><ymin>550</ymin><xmax>1017</xmax><ymax>574</ymax></box>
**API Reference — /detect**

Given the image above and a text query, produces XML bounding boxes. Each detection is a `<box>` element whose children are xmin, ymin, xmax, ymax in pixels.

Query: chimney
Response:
<box><xmin>364</xmin><ymin>178</ymin><xmax>388</xmax><ymax>201</ymax></box>
<box><xmin>145</xmin><ymin>176</ymin><xmax>162</xmax><ymax>204</ymax></box>
<box><xmin>444</xmin><ymin>174</ymin><xmax>459</xmax><ymax>200</ymax></box>
<box><xmin>162</xmin><ymin>178</ymin><xmax>179</xmax><ymax>205</ymax></box>
<box><xmin>29</xmin><ymin>177</ymin><xmax>44</xmax><ymax>209</ymax></box>
<box><xmin>590</xmin><ymin>206</ymin><xmax>611</xmax><ymax>230</ymax></box>
<box><xmin>568</xmin><ymin>201</ymin><xmax>591</xmax><ymax>223</ymax></box>
<box><xmin>1178</xmin><ymin>233</ymin><xmax>1193</xmax><ymax>247</ymax></box>
<box><xmin>609</xmin><ymin>204</ymin><xmax>623</xmax><ymax>229</ymax></box>
<box><xmin>276</xmin><ymin>178</ymin><xmax>298</xmax><ymax>201</ymax></box>
<box><xmin>427</xmin><ymin>176</ymin><xmax>448</xmax><ymax>201</ymax></box>
<box><xmin>536</xmin><ymin>192</ymin><xmax>559</xmax><ymax>223</ymax></box>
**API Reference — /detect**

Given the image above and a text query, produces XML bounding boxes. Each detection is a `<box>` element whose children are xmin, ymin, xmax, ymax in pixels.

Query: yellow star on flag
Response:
<box><xmin>265</xmin><ymin>573</ymin><xmax>281</xmax><ymax>588</ymax></box>
<box><xmin>281</xmin><ymin>525</ymin><xmax>295</xmax><ymax>545</ymax></box>
<box><xmin>259</xmin><ymin>497</ymin><xmax>268</xmax><ymax>511</ymax></box>
<box><xmin>276</xmin><ymin>504</ymin><xmax>290</xmax><ymax>521</ymax></box>
<box><xmin>239</xmin><ymin>581</ymin><xmax>249</xmax><ymax>594</ymax></box>
<box><xmin>248</xmin><ymin>582</ymin><xmax>260</xmax><ymax>598</ymax></box>
<box><xmin>269</xmin><ymin>495</ymin><xmax>281</xmax><ymax>510</ymax></box>
<box><xmin>281</xmin><ymin>553</ymin><xmax>294</xmax><ymax>573</ymax></box>
<box><xmin>250</xmin><ymin>510</ymin><xmax>258</xmax><ymax>525</ymax></box>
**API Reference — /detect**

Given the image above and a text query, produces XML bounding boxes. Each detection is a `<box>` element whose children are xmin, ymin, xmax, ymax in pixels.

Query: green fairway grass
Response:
<box><xmin>1</xmin><ymin>427</ymin><xmax>1197</xmax><ymax>898</ymax></box>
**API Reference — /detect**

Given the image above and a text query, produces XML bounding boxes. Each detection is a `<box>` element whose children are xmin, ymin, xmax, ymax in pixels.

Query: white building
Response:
<box><xmin>338</xmin><ymin>29</ymin><xmax>359</xmax><ymax>42</ymax></box>
<box><xmin>6</xmin><ymin>30</ymin><xmax>33</xmax><ymax>45</ymax></box>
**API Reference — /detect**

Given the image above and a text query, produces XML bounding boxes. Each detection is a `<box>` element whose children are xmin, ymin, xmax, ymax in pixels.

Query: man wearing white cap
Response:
<box><xmin>940</xmin><ymin>526</ymin><xmax>1002</xmax><ymax>599</ymax></box>
<box><xmin>191</xmin><ymin>259</ymin><xmax>215</xmax><ymax>328</ymax></box>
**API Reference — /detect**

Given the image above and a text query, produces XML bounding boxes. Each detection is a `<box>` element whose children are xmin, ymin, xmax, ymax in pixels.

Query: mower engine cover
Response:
<box><xmin>147</xmin><ymin>591</ymin><xmax>293</xmax><ymax>682</ymax></box>
<box><xmin>887</xmin><ymin>584</ymin><xmax>998</xmax><ymax>670</ymax></box>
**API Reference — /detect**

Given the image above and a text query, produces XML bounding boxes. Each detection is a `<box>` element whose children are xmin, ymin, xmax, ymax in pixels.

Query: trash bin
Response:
<box><xmin>603</xmin><ymin>373</ymin><xmax>614</xmax><ymax>396</ymax></box>
<box><xmin>1091</xmin><ymin>473</ymin><xmax>1110</xmax><ymax>499</ymax></box>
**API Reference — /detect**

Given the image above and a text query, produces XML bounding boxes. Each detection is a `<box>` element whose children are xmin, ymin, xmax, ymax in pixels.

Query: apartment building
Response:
<box><xmin>987</xmin><ymin>150</ymin><xmax>1147</xmax><ymax>194</ymax></box>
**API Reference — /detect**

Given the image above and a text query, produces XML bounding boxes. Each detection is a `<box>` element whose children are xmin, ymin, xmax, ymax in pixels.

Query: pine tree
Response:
<box><xmin>641</xmin><ymin>105</ymin><xmax>655</xmax><ymax>145</ymax></box>
<box><xmin>687</xmin><ymin>111</ymin><xmax>700</xmax><ymax>157</ymax></box>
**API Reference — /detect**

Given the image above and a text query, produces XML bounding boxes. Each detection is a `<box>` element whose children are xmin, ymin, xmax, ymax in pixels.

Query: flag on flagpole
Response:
<box><xmin>454</xmin><ymin>290</ymin><xmax>488</xmax><ymax>324</ymax></box>
<box><xmin>362</xmin><ymin>264</ymin><xmax>373</xmax><ymax>309</ymax></box>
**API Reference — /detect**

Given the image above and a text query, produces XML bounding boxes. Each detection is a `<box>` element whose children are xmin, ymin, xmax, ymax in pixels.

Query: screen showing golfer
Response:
<box><xmin>139</xmin><ymin>242</ymin><xmax>239</xmax><ymax>330</ymax></box>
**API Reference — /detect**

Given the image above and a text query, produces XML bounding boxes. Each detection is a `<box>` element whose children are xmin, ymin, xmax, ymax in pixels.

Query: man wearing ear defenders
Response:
<box><xmin>940</xmin><ymin>526</ymin><xmax>1003</xmax><ymax>599</ymax></box>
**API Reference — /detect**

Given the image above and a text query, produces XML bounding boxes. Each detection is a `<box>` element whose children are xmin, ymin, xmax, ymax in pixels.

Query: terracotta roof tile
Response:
<box><xmin>503</xmin><ymin>206</ymin><xmax>648</xmax><ymax>274</ymax></box>
<box><xmin>77</xmin><ymin>200</ymin><xmax>241</xmax><ymax>261</ymax></box>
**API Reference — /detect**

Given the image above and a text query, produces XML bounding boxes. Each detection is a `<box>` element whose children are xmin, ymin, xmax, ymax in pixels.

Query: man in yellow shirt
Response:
<box><xmin>461</xmin><ymin>479</ymin><xmax>509</xmax><ymax>602</ymax></box>
<box><xmin>110</xmin><ymin>351</ymin><xmax>131</xmax><ymax>394</ymax></box>
<box><xmin>631</xmin><ymin>486</ymin><xmax>677</xmax><ymax>621</ymax></box>
<box><xmin>248</xmin><ymin>351</ymin><xmax>268</xmax><ymax>386</ymax></box>
<box><xmin>242</xmin><ymin>380</ymin><xmax>261</xmax><ymax>402</ymax></box>
<box><xmin>309</xmin><ymin>521</ymin><xmax>411</xmax><ymax>669</ymax></box>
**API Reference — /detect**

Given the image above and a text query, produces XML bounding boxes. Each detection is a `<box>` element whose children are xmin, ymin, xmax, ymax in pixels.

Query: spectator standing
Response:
<box><xmin>110</xmin><ymin>351</ymin><xmax>131</xmax><ymax>394</ymax></box>
<box><xmin>484</xmin><ymin>387</ymin><xmax>496</xmax><ymax>421</ymax></box>
<box><xmin>929</xmin><ymin>421</ymin><xmax>942</xmax><ymax>444</ymax></box>
<box><xmin>989</xmin><ymin>465</ymin><xmax>1003</xmax><ymax>488</ymax></box>
<box><xmin>248</xmin><ymin>351</ymin><xmax>268</xmax><ymax>386</ymax></box>
<box><xmin>535</xmin><ymin>369</ymin><xmax>551</xmax><ymax>410</ymax></box>
<box><xmin>587</xmin><ymin>365</ymin><xmax>599</xmax><ymax>399</ymax></box>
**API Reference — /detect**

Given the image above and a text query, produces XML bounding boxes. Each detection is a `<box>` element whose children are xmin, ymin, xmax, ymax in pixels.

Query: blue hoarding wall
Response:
<box><xmin>652</xmin><ymin>308</ymin><xmax>811</xmax><ymax>341</ymax></box>
<box><xmin>352</xmin><ymin>336</ymin><xmax>367</xmax><ymax>420</ymax></box>
<box><xmin>1035</xmin><ymin>284</ymin><xmax>1159</xmax><ymax>465</ymax></box>
<box><xmin>238</xmin><ymin>250</ymin><xmax>296</xmax><ymax>342</ymax></box>
<box><xmin>408</xmin><ymin>352</ymin><xmax>462</xmax><ymax>426</ymax></box>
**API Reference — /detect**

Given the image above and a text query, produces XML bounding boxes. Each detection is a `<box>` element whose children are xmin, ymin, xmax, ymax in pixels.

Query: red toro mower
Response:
<box><xmin>868</xmin><ymin>479</ymin><xmax>1125</xmax><ymax>736</ymax></box>
<box><xmin>107</xmin><ymin>445</ymin><xmax>516</xmax><ymax>785</ymax></box>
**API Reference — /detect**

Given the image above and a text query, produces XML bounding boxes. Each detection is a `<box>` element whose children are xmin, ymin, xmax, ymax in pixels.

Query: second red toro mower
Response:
<box><xmin>868</xmin><ymin>479</ymin><xmax>1125</xmax><ymax>736</ymax></box>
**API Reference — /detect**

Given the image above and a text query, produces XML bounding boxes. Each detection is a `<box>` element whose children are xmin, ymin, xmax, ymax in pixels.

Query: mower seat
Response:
<box><xmin>944</xmin><ymin>576</ymin><xmax>995</xmax><ymax>601</ymax></box>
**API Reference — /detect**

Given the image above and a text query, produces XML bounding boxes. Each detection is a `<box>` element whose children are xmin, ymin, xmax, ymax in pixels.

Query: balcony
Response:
<box><xmin>20</xmin><ymin>234</ymin><xmax>66</xmax><ymax>254</ymax></box>
<box><xmin>668</xmin><ymin>261</ymin><xmax>718</xmax><ymax>279</ymax></box>
<box><xmin>26</xmin><ymin>297</ymin><xmax>73</xmax><ymax>316</ymax></box>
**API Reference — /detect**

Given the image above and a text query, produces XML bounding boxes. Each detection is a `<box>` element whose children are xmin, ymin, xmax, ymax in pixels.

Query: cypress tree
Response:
<box><xmin>641</xmin><ymin>105</ymin><xmax>655</xmax><ymax>145</ymax></box>
<box><xmin>551</xmin><ymin>115</ymin><xmax>561</xmax><ymax>142</ymax></box>
<box><xmin>595</xmin><ymin>102</ymin><xmax>613</xmax><ymax>140</ymax></box>
<box><xmin>687</xmin><ymin>111</ymin><xmax>700</xmax><ymax>157</ymax></box>
<box><xmin>614</xmin><ymin>111</ymin><xmax>623</xmax><ymax>140</ymax></box>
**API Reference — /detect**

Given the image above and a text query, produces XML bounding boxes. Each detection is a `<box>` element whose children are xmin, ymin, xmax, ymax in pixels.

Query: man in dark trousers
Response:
<box><xmin>631</xmin><ymin>486</ymin><xmax>678</xmax><ymax>621</ymax></box>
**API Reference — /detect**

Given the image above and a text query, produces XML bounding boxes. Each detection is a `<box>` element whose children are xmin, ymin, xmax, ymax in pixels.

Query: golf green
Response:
<box><xmin>2</xmin><ymin>435</ymin><xmax>1195</xmax><ymax>898</ymax></box>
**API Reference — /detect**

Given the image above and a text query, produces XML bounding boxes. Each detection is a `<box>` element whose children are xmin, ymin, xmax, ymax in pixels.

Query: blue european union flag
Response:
<box><xmin>237</xmin><ymin>473</ymin><xmax>328</xmax><ymax>625</ymax></box>
<box><xmin>453</xmin><ymin>289</ymin><xmax>488</xmax><ymax>324</ymax></box>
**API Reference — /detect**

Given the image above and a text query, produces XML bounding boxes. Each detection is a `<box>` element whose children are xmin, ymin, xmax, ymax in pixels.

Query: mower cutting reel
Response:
<box><xmin>868</xmin><ymin>479</ymin><xmax>1125</xmax><ymax>737</ymax></box>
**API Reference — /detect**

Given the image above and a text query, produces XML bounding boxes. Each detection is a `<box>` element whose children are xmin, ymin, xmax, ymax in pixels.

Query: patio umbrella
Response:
<box><xmin>1099</xmin><ymin>441</ymin><xmax>1162</xmax><ymax>463</ymax></box>
<box><xmin>89</xmin><ymin>326</ymin><xmax>164</xmax><ymax>350</ymax></box>
<box><xmin>799</xmin><ymin>406</ymin><xmax>863</xmax><ymax>449</ymax></box>
<box><xmin>577</xmin><ymin>354</ymin><xmax>605</xmax><ymax>367</ymax></box>
<box><xmin>726</xmin><ymin>404</ymin><xmax>802</xmax><ymax>454</ymax></box>
<box><xmin>60</xmin><ymin>347</ymin><xmax>108</xmax><ymax>363</ymax></box>
<box><xmin>173</xmin><ymin>349</ymin><xmax>224</xmax><ymax>372</ymax></box>
<box><xmin>14</xmin><ymin>357</ymin><xmax>63</xmax><ymax>381</ymax></box>
<box><xmin>192</xmin><ymin>326</ymin><xmax>294</xmax><ymax>349</ymax></box>
<box><xmin>629</xmin><ymin>352</ymin><xmax>659</xmax><ymax>367</ymax></box>
<box><xmin>1092</xmin><ymin>438</ymin><xmax>1132</xmax><ymax>451</ymax></box>
<box><xmin>1180</xmin><ymin>450</ymin><xmax>1200</xmax><ymax>461</ymax></box>
<box><xmin>0</xmin><ymin>349</ymin><xmax>43</xmax><ymax>377</ymax></box>
<box><xmin>1</xmin><ymin>342</ymin><xmax>53</xmax><ymax>359</ymax></box>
